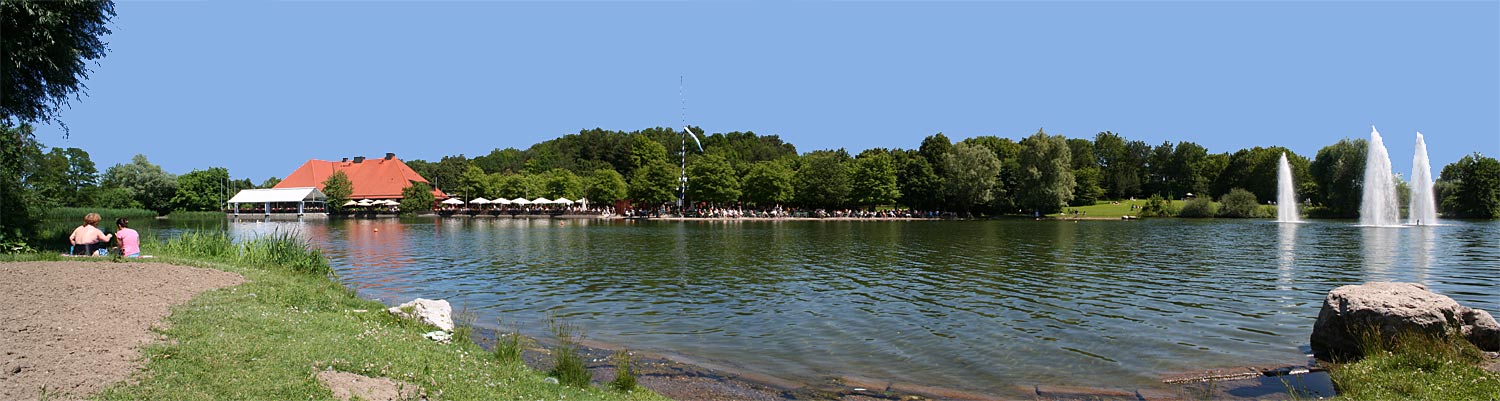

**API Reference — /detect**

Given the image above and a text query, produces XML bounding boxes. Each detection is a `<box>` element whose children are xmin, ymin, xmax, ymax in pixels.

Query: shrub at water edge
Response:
<box><xmin>1217</xmin><ymin>188</ymin><xmax>1262</xmax><ymax>218</ymax></box>
<box><xmin>1176</xmin><ymin>198</ymin><xmax>1216</xmax><ymax>218</ymax></box>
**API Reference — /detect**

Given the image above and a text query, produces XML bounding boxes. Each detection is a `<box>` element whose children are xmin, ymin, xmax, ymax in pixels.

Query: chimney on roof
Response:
<box><xmin>385</xmin><ymin>152</ymin><xmax>395</xmax><ymax>160</ymax></box>
<box><xmin>341</xmin><ymin>157</ymin><xmax>349</xmax><ymax>162</ymax></box>
<box><xmin>353</xmin><ymin>156</ymin><xmax>365</xmax><ymax>163</ymax></box>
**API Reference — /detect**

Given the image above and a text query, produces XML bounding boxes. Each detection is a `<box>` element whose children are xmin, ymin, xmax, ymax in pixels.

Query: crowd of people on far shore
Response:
<box><xmin>65</xmin><ymin>212</ymin><xmax>141</xmax><ymax>258</ymax></box>
<box><xmin>631</xmin><ymin>206</ymin><xmax>949</xmax><ymax>219</ymax></box>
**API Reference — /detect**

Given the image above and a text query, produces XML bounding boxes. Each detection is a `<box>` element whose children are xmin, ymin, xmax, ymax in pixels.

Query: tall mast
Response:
<box><xmin>678</xmin><ymin>76</ymin><xmax>687</xmax><ymax>209</ymax></box>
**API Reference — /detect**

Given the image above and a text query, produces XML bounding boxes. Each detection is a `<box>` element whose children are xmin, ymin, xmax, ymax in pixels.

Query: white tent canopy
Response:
<box><xmin>441</xmin><ymin>198</ymin><xmax>465</xmax><ymax>205</ymax></box>
<box><xmin>228</xmin><ymin>187</ymin><xmax>327</xmax><ymax>204</ymax></box>
<box><xmin>227</xmin><ymin>187</ymin><xmax>328</xmax><ymax>216</ymax></box>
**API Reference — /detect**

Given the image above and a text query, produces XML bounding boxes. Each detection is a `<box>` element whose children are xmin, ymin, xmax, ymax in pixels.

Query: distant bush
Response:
<box><xmin>1217</xmin><ymin>188</ymin><xmax>1262</xmax><ymax>218</ymax></box>
<box><xmin>1176</xmin><ymin>198</ymin><xmax>1216</xmax><ymax>218</ymax></box>
<box><xmin>1137</xmin><ymin>194</ymin><xmax>1175</xmax><ymax>217</ymax></box>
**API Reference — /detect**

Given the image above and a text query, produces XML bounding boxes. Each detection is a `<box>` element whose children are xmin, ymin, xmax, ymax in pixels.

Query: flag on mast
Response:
<box><xmin>683</xmin><ymin>126</ymin><xmax>703</xmax><ymax>152</ymax></box>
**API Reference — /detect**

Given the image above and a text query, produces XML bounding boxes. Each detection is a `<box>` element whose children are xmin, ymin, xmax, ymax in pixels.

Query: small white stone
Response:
<box><xmin>387</xmin><ymin>298</ymin><xmax>454</xmax><ymax>332</ymax></box>
<box><xmin>423</xmin><ymin>330</ymin><xmax>452</xmax><ymax>344</ymax></box>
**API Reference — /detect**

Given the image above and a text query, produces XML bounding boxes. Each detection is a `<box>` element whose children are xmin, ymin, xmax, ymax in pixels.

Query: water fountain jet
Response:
<box><xmin>1408</xmin><ymin>132</ymin><xmax>1437</xmax><ymax>226</ymax></box>
<box><xmin>1277</xmin><ymin>152</ymin><xmax>1300</xmax><ymax>223</ymax></box>
<box><xmin>1360</xmin><ymin>127</ymin><xmax>1401</xmax><ymax>227</ymax></box>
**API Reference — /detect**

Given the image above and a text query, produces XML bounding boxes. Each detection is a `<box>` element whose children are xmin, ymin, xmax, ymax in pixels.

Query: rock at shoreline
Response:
<box><xmin>387</xmin><ymin>298</ymin><xmax>453</xmax><ymax>332</ymax></box>
<box><xmin>1311</xmin><ymin>282</ymin><xmax>1500</xmax><ymax>360</ymax></box>
<box><xmin>1463</xmin><ymin>308</ymin><xmax>1500</xmax><ymax>351</ymax></box>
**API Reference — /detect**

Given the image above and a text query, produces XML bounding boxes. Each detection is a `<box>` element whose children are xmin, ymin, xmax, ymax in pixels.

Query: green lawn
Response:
<box><xmin>1049</xmin><ymin>200</ymin><xmax>1191</xmax><ymax>218</ymax></box>
<box><xmin>11</xmin><ymin>233</ymin><xmax>663</xmax><ymax>401</ymax></box>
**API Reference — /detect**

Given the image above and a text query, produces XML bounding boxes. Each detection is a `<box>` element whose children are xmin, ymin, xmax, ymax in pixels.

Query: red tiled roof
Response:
<box><xmin>274</xmin><ymin>156</ymin><xmax>448</xmax><ymax>199</ymax></box>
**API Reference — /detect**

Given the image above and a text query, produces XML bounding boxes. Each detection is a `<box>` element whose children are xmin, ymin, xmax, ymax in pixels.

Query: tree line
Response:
<box><xmin>396</xmin><ymin>126</ymin><xmax>1500</xmax><ymax>220</ymax></box>
<box><xmin>5</xmin><ymin>121</ymin><xmax>1498</xmax><ymax>244</ymax></box>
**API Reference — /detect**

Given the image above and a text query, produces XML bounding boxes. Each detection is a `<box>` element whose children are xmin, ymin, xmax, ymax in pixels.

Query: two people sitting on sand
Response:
<box><xmin>67</xmin><ymin>213</ymin><xmax>142</xmax><ymax>257</ymax></box>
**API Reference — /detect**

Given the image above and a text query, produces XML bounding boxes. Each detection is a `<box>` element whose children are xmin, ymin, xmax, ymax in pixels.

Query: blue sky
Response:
<box><xmin>34</xmin><ymin>1</ymin><xmax>1500</xmax><ymax>182</ymax></box>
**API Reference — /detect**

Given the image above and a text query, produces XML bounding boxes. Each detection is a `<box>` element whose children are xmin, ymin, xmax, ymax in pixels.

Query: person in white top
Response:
<box><xmin>68</xmin><ymin>212</ymin><xmax>113</xmax><ymax>256</ymax></box>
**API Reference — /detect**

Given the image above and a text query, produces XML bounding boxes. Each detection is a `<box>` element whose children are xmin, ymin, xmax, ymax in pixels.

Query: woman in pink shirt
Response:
<box><xmin>115</xmin><ymin>218</ymin><xmax>140</xmax><ymax>258</ymax></box>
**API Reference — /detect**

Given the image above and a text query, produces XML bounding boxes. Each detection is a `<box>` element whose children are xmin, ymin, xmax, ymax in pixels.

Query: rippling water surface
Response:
<box><xmin>231</xmin><ymin>218</ymin><xmax>1499</xmax><ymax>396</ymax></box>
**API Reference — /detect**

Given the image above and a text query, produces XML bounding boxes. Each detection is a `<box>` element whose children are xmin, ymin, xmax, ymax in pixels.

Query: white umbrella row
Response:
<box><xmin>446</xmin><ymin>197</ymin><xmax>589</xmax><ymax>206</ymax></box>
<box><xmin>345</xmin><ymin>199</ymin><xmax>399</xmax><ymax>207</ymax></box>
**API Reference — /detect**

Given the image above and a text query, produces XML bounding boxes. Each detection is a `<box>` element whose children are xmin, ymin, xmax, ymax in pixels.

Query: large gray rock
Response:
<box><xmin>1462</xmin><ymin>308</ymin><xmax>1500</xmax><ymax>351</ymax></box>
<box><xmin>1311</xmin><ymin>282</ymin><xmax>1500</xmax><ymax>360</ymax></box>
<box><xmin>387</xmin><ymin>298</ymin><xmax>453</xmax><ymax>332</ymax></box>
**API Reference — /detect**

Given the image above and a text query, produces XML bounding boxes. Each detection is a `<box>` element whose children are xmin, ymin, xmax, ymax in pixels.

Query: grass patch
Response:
<box><xmin>14</xmin><ymin>231</ymin><xmax>668</xmax><ymax>400</ymax></box>
<box><xmin>1054</xmin><ymin>199</ymin><xmax>1193</xmax><ymax>219</ymax></box>
<box><xmin>1327</xmin><ymin>329</ymin><xmax>1500</xmax><ymax>399</ymax></box>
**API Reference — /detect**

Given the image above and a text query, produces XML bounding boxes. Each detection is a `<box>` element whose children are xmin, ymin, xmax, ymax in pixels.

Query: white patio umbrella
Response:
<box><xmin>342</xmin><ymin>200</ymin><xmax>359</xmax><ymax>207</ymax></box>
<box><xmin>441</xmin><ymin>198</ymin><xmax>465</xmax><ymax>205</ymax></box>
<box><xmin>578</xmin><ymin>198</ymin><xmax>589</xmax><ymax>209</ymax></box>
<box><xmin>532</xmin><ymin>197</ymin><xmax>553</xmax><ymax>204</ymax></box>
<box><xmin>494</xmin><ymin>198</ymin><xmax>512</xmax><ymax>205</ymax></box>
<box><xmin>510</xmin><ymin>198</ymin><xmax>531</xmax><ymax>205</ymax></box>
<box><xmin>379</xmin><ymin>200</ymin><xmax>400</xmax><ymax>206</ymax></box>
<box><xmin>554</xmin><ymin>197</ymin><xmax>574</xmax><ymax>205</ymax></box>
<box><xmin>356</xmin><ymin>199</ymin><xmax>374</xmax><ymax>206</ymax></box>
<box><xmin>470</xmin><ymin>197</ymin><xmax>490</xmax><ymax>205</ymax></box>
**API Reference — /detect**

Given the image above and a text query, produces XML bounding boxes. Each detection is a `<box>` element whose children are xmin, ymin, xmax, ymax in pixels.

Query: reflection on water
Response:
<box><xmin>1412</xmin><ymin>226</ymin><xmax>1435</xmax><ymax>286</ymax></box>
<box><xmin>1361</xmin><ymin>226</ymin><xmax>1398</xmax><ymax>276</ymax></box>
<box><xmin>1277</xmin><ymin>223</ymin><xmax>1298</xmax><ymax>291</ymax></box>
<box><xmin>229</xmin><ymin>218</ymin><xmax>1500</xmax><ymax>396</ymax></box>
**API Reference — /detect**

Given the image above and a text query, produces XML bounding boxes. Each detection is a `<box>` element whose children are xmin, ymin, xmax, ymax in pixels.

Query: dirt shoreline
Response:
<box><xmin>0</xmin><ymin>261</ymin><xmax>245</xmax><ymax>400</ymax></box>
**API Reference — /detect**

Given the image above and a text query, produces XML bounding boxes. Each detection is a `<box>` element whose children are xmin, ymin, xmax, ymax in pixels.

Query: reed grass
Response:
<box><xmin>547</xmin><ymin>318</ymin><xmax>592</xmax><ymax>388</ymax></box>
<box><xmin>164</xmin><ymin>211</ymin><xmax>226</xmax><ymax>220</ymax></box>
<box><xmin>493</xmin><ymin>318</ymin><xmax>528</xmax><ymax>364</ymax></box>
<box><xmin>153</xmin><ymin>231</ymin><xmax>330</xmax><ymax>277</ymax></box>
<box><xmin>43</xmin><ymin>207</ymin><xmax>157</xmax><ymax>220</ymax></box>
<box><xmin>610</xmin><ymin>349</ymin><xmax>638</xmax><ymax>392</ymax></box>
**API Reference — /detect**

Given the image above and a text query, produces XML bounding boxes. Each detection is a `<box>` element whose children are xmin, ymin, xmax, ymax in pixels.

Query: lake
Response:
<box><xmin>220</xmin><ymin>217</ymin><xmax>1498</xmax><ymax>396</ymax></box>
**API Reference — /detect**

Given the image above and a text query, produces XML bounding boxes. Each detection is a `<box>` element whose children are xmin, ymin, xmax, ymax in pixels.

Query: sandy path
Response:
<box><xmin>0</xmin><ymin>261</ymin><xmax>245</xmax><ymax>400</ymax></box>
